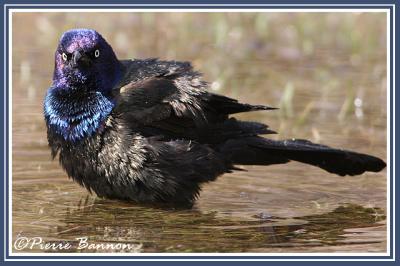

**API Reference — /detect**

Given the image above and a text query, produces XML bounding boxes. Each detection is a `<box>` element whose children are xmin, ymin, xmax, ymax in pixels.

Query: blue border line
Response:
<box><xmin>2</xmin><ymin>3</ymin><xmax>395</xmax><ymax>262</ymax></box>
<box><xmin>0</xmin><ymin>1</ymin><xmax>397</xmax><ymax>5</ymax></box>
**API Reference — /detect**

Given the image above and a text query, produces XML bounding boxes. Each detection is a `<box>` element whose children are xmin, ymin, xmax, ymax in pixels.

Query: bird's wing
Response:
<box><xmin>113</xmin><ymin>59</ymin><xmax>275</xmax><ymax>141</ymax></box>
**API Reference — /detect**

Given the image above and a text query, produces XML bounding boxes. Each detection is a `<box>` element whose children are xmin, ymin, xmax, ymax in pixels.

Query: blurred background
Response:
<box><xmin>12</xmin><ymin>12</ymin><xmax>387</xmax><ymax>253</ymax></box>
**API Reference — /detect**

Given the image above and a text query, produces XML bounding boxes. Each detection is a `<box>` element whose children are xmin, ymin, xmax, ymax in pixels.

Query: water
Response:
<box><xmin>11</xmin><ymin>12</ymin><xmax>387</xmax><ymax>253</ymax></box>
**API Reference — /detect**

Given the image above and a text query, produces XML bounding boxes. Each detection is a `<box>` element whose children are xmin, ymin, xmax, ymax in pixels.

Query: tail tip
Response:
<box><xmin>370</xmin><ymin>158</ymin><xmax>386</xmax><ymax>172</ymax></box>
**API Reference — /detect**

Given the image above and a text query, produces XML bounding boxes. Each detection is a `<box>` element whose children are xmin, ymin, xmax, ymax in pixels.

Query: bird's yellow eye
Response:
<box><xmin>62</xmin><ymin>53</ymin><xmax>68</xmax><ymax>61</ymax></box>
<box><xmin>94</xmin><ymin>49</ymin><xmax>100</xmax><ymax>58</ymax></box>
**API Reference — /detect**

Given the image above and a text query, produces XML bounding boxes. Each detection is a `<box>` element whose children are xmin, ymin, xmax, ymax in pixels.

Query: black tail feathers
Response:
<box><xmin>220</xmin><ymin>137</ymin><xmax>386</xmax><ymax>176</ymax></box>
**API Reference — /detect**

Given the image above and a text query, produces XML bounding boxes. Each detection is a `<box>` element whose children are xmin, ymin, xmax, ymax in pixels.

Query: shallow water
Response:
<box><xmin>11</xmin><ymin>12</ymin><xmax>387</xmax><ymax>253</ymax></box>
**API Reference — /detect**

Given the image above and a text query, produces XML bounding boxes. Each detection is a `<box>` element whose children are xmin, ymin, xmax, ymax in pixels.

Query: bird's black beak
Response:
<box><xmin>71</xmin><ymin>50</ymin><xmax>91</xmax><ymax>68</ymax></box>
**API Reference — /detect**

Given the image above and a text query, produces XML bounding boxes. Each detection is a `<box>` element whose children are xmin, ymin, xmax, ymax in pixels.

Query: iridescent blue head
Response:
<box><xmin>44</xmin><ymin>29</ymin><xmax>123</xmax><ymax>142</ymax></box>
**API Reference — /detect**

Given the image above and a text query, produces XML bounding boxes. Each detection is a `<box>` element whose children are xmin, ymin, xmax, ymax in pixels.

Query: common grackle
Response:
<box><xmin>44</xmin><ymin>29</ymin><xmax>386</xmax><ymax>207</ymax></box>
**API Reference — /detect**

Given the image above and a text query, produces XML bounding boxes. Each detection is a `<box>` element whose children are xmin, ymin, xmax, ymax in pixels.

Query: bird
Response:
<box><xmin>44</xmin><ymin>29</ymin><xmax>386</xmax><ymax>208</ymax></box>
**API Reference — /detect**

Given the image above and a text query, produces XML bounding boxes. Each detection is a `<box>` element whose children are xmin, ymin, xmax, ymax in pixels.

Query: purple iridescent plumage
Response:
<box><xmin>52</xmin><ymin>29</ymin><xmax>122</xmax><ymax>91</ymax></box>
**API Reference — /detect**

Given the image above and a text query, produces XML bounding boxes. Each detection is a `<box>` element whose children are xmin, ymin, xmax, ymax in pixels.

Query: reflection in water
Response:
<box><xmin>16</xmin><ymin>196</ymin><xmax>385</xmax><ymax>253</ymax></box>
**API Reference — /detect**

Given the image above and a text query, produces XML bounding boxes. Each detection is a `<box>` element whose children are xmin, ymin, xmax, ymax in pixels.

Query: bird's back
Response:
<box><xmin>112</xmin><ymin>58</ymin><xmax>276</xmax><ymax>145</ymax></box>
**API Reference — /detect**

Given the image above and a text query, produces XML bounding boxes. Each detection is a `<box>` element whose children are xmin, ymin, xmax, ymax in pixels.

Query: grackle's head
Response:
<box><xmin>45</xmin><ymin>29</ymin><xmax>120</xmax><ymax>142</ymax></box>
<box><xmin>52</xmin><ymin>29</ymin><xmax>122</xmax><ymax>94</ymax></box>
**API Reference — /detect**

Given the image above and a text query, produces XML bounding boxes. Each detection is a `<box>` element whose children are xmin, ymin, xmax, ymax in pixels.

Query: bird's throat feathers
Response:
<box><xmin>44</xmin><ymin>88</ymin><xmax>115</xmax><ymax>142</ymax></box>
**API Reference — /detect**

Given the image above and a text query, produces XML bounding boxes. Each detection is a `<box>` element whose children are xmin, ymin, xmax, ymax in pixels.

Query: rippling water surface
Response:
<box><xmin>12</xmin><ymin>12</ymin><xmax>387</xmax><ymax>253</ymax></box>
